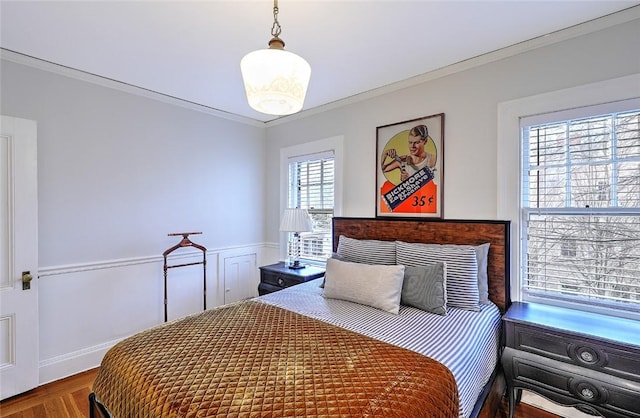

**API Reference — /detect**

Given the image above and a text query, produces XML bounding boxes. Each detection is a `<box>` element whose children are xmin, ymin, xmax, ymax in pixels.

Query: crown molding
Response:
<box><xmin>0</xmin><ymin>48</ymin><xmax>265</xmax><ymax>128</ymax></box>
<box><xmin>267</xmin><ymin>5</ymin><xmax>640</xmax><ymax>127</ymax></box>
<box><xmin>2</xmin><ymin>5</ymin><xmax>638</xmax><ymax>128</ymax></box>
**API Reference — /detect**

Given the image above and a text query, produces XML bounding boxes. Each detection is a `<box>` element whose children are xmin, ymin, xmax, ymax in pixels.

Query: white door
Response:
<box><xmin>0</xmin><ymin>115</ymin><xmax>39</xmax><ymax>400</ymax></box>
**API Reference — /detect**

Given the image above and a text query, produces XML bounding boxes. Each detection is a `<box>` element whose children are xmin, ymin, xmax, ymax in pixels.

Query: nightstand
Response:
<box><xmin>501</xmin><ymin>302</ymin><xmax>640</xmax><ymax>418</ymax></box>
<box><xmin>258</xmin><ymin>262</ymin><xmax>325</xmax><ymax>295</ymax></box>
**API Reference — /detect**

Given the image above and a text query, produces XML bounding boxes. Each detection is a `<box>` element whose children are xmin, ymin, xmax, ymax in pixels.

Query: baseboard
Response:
<box><xmin>38</xmin><ymin>338</ymin><xmax>123</xmax><ymax>385</ymax></box>
<box><xmin>36</xmin><ymin>242</ymin><xmax>276</xmax><ymax>387</ymax></box>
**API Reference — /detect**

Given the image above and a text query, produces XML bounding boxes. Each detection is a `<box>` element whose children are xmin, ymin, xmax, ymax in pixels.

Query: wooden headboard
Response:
<box><xmin>332</xmin><ymin>217</ymin><xmax>511</xmax><ymax>313</ymax></box>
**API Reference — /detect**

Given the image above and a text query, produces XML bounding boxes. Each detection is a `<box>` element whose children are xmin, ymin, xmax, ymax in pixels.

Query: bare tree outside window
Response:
<box><xmin>522</xmin><ymin>110</ymin><xmax>640</xmax><ymax>311</ymax></box>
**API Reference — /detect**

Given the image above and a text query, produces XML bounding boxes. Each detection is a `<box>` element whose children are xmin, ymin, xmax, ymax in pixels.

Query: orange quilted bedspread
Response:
<box><xmin>93</xmin><ymin>301</ymin><xmax>459</xmax><ymax>417</ymax></box>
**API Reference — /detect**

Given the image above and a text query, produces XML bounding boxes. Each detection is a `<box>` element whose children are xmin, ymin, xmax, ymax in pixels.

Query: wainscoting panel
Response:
<box><xmin>223</xmin><ymin>253</ymin><xmax>257</xmax><ymax>304</ymax></box>
<box><xmin>37</xmin><ymin>243</ymin><xmax>270</xmax><ymax>385</ymax></box>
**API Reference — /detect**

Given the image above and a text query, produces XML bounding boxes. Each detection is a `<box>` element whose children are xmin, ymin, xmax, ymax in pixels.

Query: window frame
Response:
<box><xmin>520</xmin><ymin>109</ymin><xmax>640</xmax><ymax>314</ymax></box>
<box><xmin>287</xmin><ymin>152</ymin><xmax>335</xmax><ymax>262</ymax></box>
<box><xmin>497</xmin><ymin>74</ymin><xmax>640</xmax><ymax>320</ymax></box>
<box><xmin>279</xmin><ymin>136</ymin><xmax>344</xmax><ymax>266</ymax></box>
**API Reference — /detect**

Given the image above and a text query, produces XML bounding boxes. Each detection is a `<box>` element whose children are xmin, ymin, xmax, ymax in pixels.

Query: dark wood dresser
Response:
<box><xmin>258</xmin><ymin>262</ymin><xmax>325</xmax><ymax>295</ymax></box>
<box><xmin>502</xmin><ymin>302</ymin><xmax>640</xmax><ymax>418</ymax></box>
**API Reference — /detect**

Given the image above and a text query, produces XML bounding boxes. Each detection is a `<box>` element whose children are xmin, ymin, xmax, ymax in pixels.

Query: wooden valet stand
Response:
<box><xmin>162</xmin><ymin>232</ymin><xmax>206</xmax><ymax>322</ymax></box>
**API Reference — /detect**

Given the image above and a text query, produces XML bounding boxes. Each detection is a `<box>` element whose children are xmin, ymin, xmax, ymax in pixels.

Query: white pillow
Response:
<box><xmin>323</xmin><ymin>258</ymin><xmax>405</xmax><ymax>314</ymax></box>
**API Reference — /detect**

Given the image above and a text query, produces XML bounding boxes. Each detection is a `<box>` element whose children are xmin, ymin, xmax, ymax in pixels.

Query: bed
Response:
<box><xmin>90</xmin><ymin>217</ymin><xmax>511</xmax><ymax>418</ymax></box>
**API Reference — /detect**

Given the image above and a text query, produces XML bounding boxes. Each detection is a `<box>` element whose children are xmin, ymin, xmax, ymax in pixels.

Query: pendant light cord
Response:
<box><xmin>271</xmin><ymin>0</ymin><xmax>282</xmax><ymax>38</ymax></box>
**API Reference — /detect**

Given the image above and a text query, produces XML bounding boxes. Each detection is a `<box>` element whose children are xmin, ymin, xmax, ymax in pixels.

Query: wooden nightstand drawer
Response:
<box><xmin>258</xmin><ymin>282</ymin><xmax>284</xmax><ymax>295</ymax></box>
<box><xmin>507</xmin><ymin>322</ymin><xmax>640</xmax><ymax>382</ymax></box>
<box><xmin>503</xmin><ymin>347</ymin><xmax>640</xmax><ymax>418</ymax></box>
<box><xmin>501</xmin><ymin>302</ymin><xmax>640</xmax><ymax>418</ymax></box>
<box><xmin>258</xmin><ymin>262</ymin><xmax>325</xmax><ymax>295</ymax></box>
<box><xmin>261</xmin><ymin>270</ymin><xmax>298</xmax><ymax>288</ymax></box>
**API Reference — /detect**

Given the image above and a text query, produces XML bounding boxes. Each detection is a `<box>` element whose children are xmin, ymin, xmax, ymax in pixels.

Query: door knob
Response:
<box><xmin>22</xmin><ymin>271</ymin><xmax>33</xmax><ymax>290</ymax></box>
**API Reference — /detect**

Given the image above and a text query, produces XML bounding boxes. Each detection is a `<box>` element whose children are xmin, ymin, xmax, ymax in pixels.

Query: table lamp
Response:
<box><xmin>279</xmin><ymin>208</ymin><xmax>313</xmax><ymax>269</ymax></box>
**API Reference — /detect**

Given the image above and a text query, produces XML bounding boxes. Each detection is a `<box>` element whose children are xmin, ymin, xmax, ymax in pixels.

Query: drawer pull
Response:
<box><xmin>575</xmin><ymin>404</ymin><xmax>600</xmax><ymax>416</ymax></box>
<box><xmin>580</xmin><ymin>387</ymin><xmax>595</xmax><ymax>399</ymax></box>
<box><xmin>572</xmin><ymin>381</ymin><xmax>604</xmax><ymax>404</ymax></box>
<box><xmin>569</xmin><ymin>344</ymin><xmax>605</xmax><ymax>367</ymax></box>
<box><xmin>278</xmin><ymin>277</ymin><xmax>285</xmax><ymax>287</ymax></box>
<box><xmin>580</xmin><ymin>351</ymin><xmax>594</xmax><ymax>362</ymax></box>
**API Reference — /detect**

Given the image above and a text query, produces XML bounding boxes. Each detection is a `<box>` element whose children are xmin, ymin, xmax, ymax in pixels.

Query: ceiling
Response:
<box><xmin>1</xmin><ymin>1</ymin><xmax>638</xmax><ymax>123</ymax></box>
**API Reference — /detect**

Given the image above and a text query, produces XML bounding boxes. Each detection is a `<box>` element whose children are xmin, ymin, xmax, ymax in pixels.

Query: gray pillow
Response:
<box><xmin>475</xmin><ymin>243</ymin><xmax>490</xmax><ymax>304</ymax></box>
<box><xmin>401</xmin><ymin>263</ymin><xmax>447</xmax><ymax>315</ymax></box>
<box><xmin>396</xmin><ymin>241</ymin><xmax>480</xmax><ymax>311</ymax></box>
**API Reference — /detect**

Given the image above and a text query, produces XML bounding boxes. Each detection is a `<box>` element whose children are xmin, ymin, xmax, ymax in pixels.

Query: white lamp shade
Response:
<box><xmin>279</xmin><ymin>208</ymin><xmax>313</xmax><ymax>232</ymax></box>
<box><xmin>241</xmin><ymin>48</ymin><xmax>311</xmax><ymax>116</ymax></box>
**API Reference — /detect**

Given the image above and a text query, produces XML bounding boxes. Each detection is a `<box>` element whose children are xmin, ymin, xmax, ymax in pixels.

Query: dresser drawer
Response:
<box><xmin>502</xmin><ymin>347</ymin><xmax>640</xmax><ymax>418</ymax></box>
<box><xmin>506</xmin><ymin>322</ymin><xmax>640</xmax><ymax>383</ymax></box>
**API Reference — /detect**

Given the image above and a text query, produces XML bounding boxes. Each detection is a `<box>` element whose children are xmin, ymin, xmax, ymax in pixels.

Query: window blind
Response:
<box><xmin>288</xmin><ymin>153</ymin><xmax>335</xmax><ymax>261</ymax></box>
<box><xmin>521</xmin><ymin>108</ymin><xmax>640</xmax><ymax>313</ymax></box>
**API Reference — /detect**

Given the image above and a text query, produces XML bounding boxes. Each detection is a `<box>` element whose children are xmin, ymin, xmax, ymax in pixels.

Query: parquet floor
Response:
<box><xmin>1</xmin><ymin>368</ymin><xmax>562</xmax><ymax>418</ymax></box>
<box><xmin>498</xmin><ymin>398</ymin><xmax>562</xmax><ymax>418</ymax></box>
<box><xmin>0</xmin><ymin>368</ymin><xmax>97</xmax><ymax>418</ymax></box>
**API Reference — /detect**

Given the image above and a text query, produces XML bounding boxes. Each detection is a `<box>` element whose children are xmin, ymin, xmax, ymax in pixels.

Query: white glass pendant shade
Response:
<box><xmin>241</xmin><ymin>45</ymin><xmax>311</xmax><ymax>116</ymax></box>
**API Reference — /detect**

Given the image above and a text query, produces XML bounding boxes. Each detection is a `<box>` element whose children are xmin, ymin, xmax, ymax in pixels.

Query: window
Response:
<box><xmin>521</xmin><ymin>107</ymin><xmax>640</xmax><ymax>315</ymax></box>
<box><xmin>287</xmin><ymin>152</ymin><xmax>335</xmax><ymax>262</ymax></box>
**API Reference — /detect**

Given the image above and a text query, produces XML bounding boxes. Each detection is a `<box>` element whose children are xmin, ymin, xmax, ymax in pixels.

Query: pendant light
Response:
<box><xmin>240</xmin><ymin>0</ymin><xmax>311</xmax><ymax>116</ymax></box>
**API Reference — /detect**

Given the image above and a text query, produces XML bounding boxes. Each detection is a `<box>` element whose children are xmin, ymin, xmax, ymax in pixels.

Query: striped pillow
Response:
<box><xmin>337</xmin><ymin>235</ymin><xmax>396</xmax><ymax>265</ymax></box>
<box><xmin>396</xmin><ymin>241</ymin><xmax>480</xmax><ymax>311</ymax></box>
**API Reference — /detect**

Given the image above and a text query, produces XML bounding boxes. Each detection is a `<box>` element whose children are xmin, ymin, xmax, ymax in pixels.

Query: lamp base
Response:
<box><xmin>287</xmin><ymin>260</ymin><xmax>305</xmax><ymax>270</ymax></box>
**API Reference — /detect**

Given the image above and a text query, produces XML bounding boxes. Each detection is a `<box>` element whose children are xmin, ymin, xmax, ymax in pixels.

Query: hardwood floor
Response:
<box><xmin>0</xmin><ymin>369</ymin><xmax>97</xmax><ymax>418</ymax></box>
<box><xmin>498</xmin><ymin>398</ymin><xmax>564</xmax><ymax>418</ymax></box>
<box><xmin>1</xmin><ymin>368</ymin><xmax>563</xmax><ymax>418</ymax></box>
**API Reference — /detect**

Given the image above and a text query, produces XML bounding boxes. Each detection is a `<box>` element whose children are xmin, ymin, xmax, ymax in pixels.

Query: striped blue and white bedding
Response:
<box><xmin>256</xmin><ymin>279</ymin><xmax>502</xmax><ymax>418</ymax></box>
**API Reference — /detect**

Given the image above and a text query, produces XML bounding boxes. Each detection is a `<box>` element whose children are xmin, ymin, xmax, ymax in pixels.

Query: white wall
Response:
<box><xmin>263</xmin><ymin>16</ymin><xmax>640</xmax><ymax>244</ymax></box>
<box><xmin>0</xmin><ymin>60</ymin><xmax>271</xmax><ymax>382</ymax></box>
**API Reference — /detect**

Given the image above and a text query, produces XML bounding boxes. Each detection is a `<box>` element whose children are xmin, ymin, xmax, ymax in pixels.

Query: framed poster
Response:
<box><xmin>376</xmin><ymin>113</ymin><xmax>444</xmax><ymax>218</ymax></box>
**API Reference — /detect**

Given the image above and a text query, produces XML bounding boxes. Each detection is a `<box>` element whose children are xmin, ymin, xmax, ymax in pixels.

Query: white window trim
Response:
<box><xmin>279</xmin><ymin>136</ymin><xmax>344</xmax><ymax>263</ymax></box>
<box><xmin>497</xmin><ymin>73</ymin><xmax>640</xmax><ymax>307</ymax></box>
